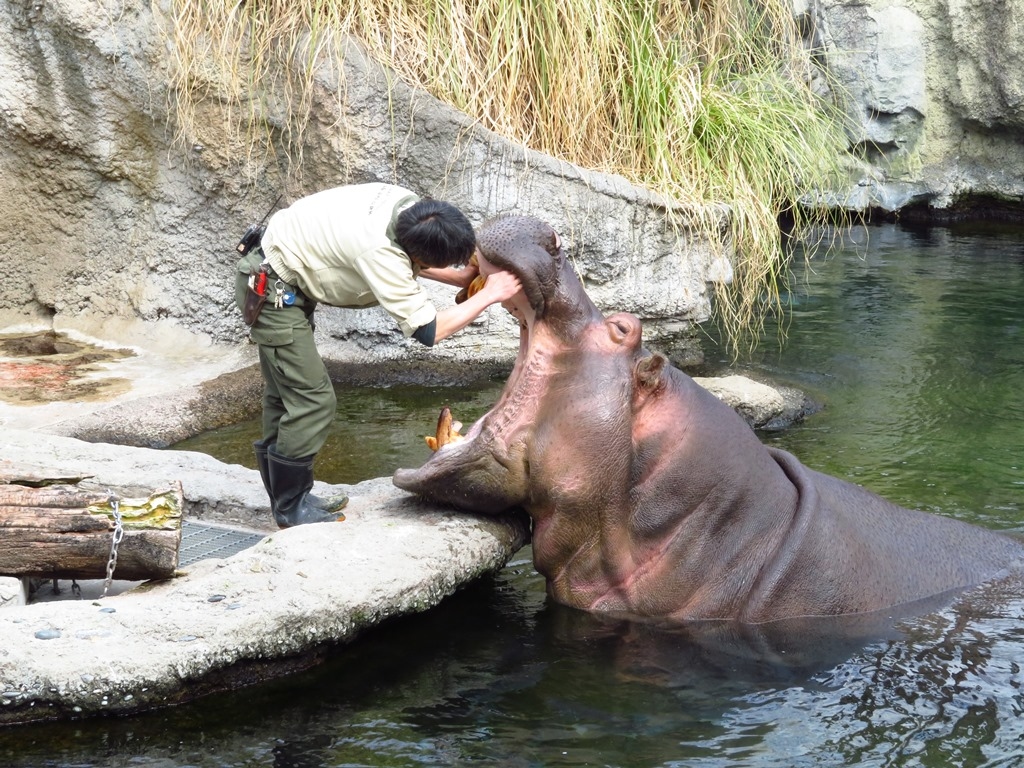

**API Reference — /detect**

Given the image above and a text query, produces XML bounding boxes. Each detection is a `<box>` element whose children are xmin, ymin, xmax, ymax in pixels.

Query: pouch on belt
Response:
<box><xmin>236</xmin><ymin>250</ymin><xmax>269</xmax><ymax>327</ymax></box>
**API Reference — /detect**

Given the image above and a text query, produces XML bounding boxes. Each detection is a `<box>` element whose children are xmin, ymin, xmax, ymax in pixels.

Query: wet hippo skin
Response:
<box><xmin>394</xmin><ymin>216</ymin><xmax>1024</xmax><ymax>624</ymax></box>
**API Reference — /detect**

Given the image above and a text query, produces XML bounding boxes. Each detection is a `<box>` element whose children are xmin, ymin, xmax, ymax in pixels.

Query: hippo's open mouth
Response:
<box><xmin>392</xmin><ymin>314</ymin><xmax>549</xmax><ymax>512</ymax></box>
<box><xmin>393</xmin><ymin>213</ymin><xmax>609</xmax><ymax>513</ymax></box>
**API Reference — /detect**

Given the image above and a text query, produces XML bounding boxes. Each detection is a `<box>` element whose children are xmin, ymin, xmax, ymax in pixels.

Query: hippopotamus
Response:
<box><xmin>394</xmin><ymin>215</ymin><xmax>1024</xmax><ymax>624</ymax></box>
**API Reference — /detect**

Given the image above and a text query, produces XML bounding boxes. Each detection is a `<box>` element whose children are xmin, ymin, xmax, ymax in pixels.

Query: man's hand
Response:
<box><xmin>431</xmin><ymin>268</ymin><xmax>524</xmax><ymax>343</ymax></box>
<box><xmin>476</xmin><ymin>269</ymin><xmax>522</xmax><ymax>303</ymax></box>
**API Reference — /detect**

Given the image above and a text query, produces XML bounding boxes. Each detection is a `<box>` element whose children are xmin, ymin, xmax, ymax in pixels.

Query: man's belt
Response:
<box><xmin>264</xmin><ymin>267</ymin><xmax>310</xmax><ymax>309</ymax></box>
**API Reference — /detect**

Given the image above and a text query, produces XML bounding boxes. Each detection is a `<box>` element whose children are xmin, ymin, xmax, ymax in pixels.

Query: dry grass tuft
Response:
<box><xmin>161</xmin><ymin>0</ymin><xmax>853</xmax><ymax>354</ymax></box>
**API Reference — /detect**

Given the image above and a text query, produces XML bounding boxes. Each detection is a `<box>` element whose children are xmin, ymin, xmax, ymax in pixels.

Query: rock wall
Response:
<box><xmin>0</xmin><ymin>0</ymin><xmax>726</xmax><ymax>369</ymax></box>
<box><xmin>4</xmin><ymin>0</ymin><xmax>1020</xmax><ymax>376</ymax></box>
<box><xmin>804</xmin><ymin>0</ymin><xmax>1024</xmax><ymax>215</ymax></box>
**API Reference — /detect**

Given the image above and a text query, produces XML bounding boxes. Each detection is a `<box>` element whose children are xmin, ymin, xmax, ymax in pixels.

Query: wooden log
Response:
<box><xmin>0</xmin><ymin>481</ymin><xmax>183</xmax><ymax>581</ymax></box>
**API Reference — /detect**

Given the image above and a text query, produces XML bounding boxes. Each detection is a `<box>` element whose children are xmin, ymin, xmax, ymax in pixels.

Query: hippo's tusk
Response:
<box><xmin>454</xmin><ymin>274</ymin><xmax>487</xmax><ymax>304</ymax></box>
<box><xmin>425</xmin><ymin>405</ymin><xmax>465</xmax><ymax>451</ymax></box>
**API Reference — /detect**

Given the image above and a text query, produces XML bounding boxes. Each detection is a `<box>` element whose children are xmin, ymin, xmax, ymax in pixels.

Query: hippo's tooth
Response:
<box><xmin>425</xmin><ymin>406</ymin><xmax>465</xmax><ymax>452</ymax></box>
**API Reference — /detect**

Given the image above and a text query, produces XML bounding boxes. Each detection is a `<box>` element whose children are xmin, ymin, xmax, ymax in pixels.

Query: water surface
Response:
<box><xmin>174</xmin><ymin>379</ymin><xmax>505</xmax><ymax>485</ymax></box>
<box><xmin>6</xmin><ymin>222</ymin><xmax>1024</xmax><ymax>767</ymax></box>
<box><xmin>732</xmin><ymin>223</ymin><xmax>1024</xmax><ymax>530</ymax></box>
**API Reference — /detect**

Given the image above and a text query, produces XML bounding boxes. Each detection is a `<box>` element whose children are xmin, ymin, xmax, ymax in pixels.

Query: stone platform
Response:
<box><xmin>0</xmin><ymin>429</ymin><xmax>528</xmax><ymax>726</ymax></box>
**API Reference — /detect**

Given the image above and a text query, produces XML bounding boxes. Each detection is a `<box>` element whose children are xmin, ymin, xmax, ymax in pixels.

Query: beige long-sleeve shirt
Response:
<box><xmin>261</xmin><ymin>183</ymin><xmax>436</xmax><ymax>337</ymax></box>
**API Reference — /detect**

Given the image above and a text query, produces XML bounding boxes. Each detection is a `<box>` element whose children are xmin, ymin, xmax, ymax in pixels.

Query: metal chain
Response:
<box><xmin>101</xmin><ymin>493</ymin><xmax>124</xmax><ymax>598</ymax></box>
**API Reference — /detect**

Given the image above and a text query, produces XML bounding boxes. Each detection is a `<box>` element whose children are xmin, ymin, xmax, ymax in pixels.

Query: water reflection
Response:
<box><xmin>5</xmin><ymin>563</ymin><xmax>1024</xmax><ymax>767</ymax></box>
<box><xmin>729</xmin><ymin>224</ymin><xmax>1024</xmax><ymax>527</ymax></box>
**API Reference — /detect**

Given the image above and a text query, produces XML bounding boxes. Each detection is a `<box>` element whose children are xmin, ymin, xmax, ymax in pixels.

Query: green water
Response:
<box><xmin>5</xmin><ymin>222</ymin><xmax>1024</xmax><ymax>767</ymax></box>
<box><xmin>734</xmin><ymin>223</ymin><xmax>1023</xmax><ymax>529</ymax></box>
<box><xmin>174</xmin><ymin>380</ymin><xmax>506</xmax><ymax>485</ymax></box>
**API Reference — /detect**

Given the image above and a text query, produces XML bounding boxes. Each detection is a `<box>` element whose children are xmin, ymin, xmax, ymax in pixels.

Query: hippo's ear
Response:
<box><xmin>634</xmin><ymin>353</ymin><xmax>668</xmax><ymax>397</ymax></box>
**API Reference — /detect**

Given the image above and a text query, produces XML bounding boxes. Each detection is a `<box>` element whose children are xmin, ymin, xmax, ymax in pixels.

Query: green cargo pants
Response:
<box><xmin>235</xmin><ymin>251</ymin><xmax>337</xmax><ymax>459</ymax></box>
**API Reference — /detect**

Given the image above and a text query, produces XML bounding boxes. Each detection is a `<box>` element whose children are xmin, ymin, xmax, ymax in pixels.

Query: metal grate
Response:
<box><xmin>178</xmin><ymin>521</ymin><xmax>266</xmax><ymax>567</ymax></box>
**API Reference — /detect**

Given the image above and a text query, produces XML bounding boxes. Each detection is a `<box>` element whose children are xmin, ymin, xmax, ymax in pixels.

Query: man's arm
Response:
<box><xmin>420</xmin><ymin>270</ymin><xmax>522</xmax><ymax>344</ymax></box>
<box><xmin>418</xmin><ymin>264</ymin><xmax>478</xmax><ymax>288</ymax></box>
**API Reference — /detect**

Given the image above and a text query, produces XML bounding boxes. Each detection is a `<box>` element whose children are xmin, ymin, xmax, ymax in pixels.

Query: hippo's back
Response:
<box><xmin>760</xmin><ymin>448</ymin><xmax>1024</xmax><ymax>618</ymax></box>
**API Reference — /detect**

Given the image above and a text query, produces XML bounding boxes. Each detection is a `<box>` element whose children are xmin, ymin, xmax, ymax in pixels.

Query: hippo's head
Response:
<box><xmin>475</xmin><ymin>215</ymin><xmax>562</xmax><ymax>314</ymax></box>
<box><xmin>474</xmin><ymin>215</ymin><xmax>603</xmax><ymax>339</ymax></box>
<box><xmin>393</xmin><ymin>215</ymin><xmax>645</xmax><ymax>514</ymax></box>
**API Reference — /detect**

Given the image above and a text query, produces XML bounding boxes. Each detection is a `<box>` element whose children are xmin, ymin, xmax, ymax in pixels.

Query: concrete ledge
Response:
<box><xmin>0</xmin><ymin>432</ymin><xmax>528</xmax><ymax>725</ymax></box>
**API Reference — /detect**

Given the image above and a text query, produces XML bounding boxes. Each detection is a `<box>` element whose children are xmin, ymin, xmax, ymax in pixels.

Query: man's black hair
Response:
<box><xmin>395</xmin><ymin>199</ymin><xmax>476</xmax><ymax>269</ymax></box>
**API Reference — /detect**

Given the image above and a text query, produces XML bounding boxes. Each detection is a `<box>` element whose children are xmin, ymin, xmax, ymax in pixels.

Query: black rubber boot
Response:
<box><xmin>266</xmin><ymin>446</ymin><xmax>346</xmax><ymax>528</ymax></box>
<box><xmin>253</xmin><ymin>440</ymin><xmax>274</xmax><ymax>501</ymax></box>
<box><xmin>306</xmin><ymin>489</ymin><xmax>350</xmax><ymax>514</ymax></box>
<box><xmin>256</xmin><ymin>441</ymin><xmax>348</xmax><ymax>520</ymax></box>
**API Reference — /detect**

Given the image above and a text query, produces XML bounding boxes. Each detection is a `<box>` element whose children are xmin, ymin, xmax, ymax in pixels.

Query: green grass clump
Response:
<box><xmin>161</xmin><ymin>0</ymin><xmax>852</xmax><ymax>354</ymax></box>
